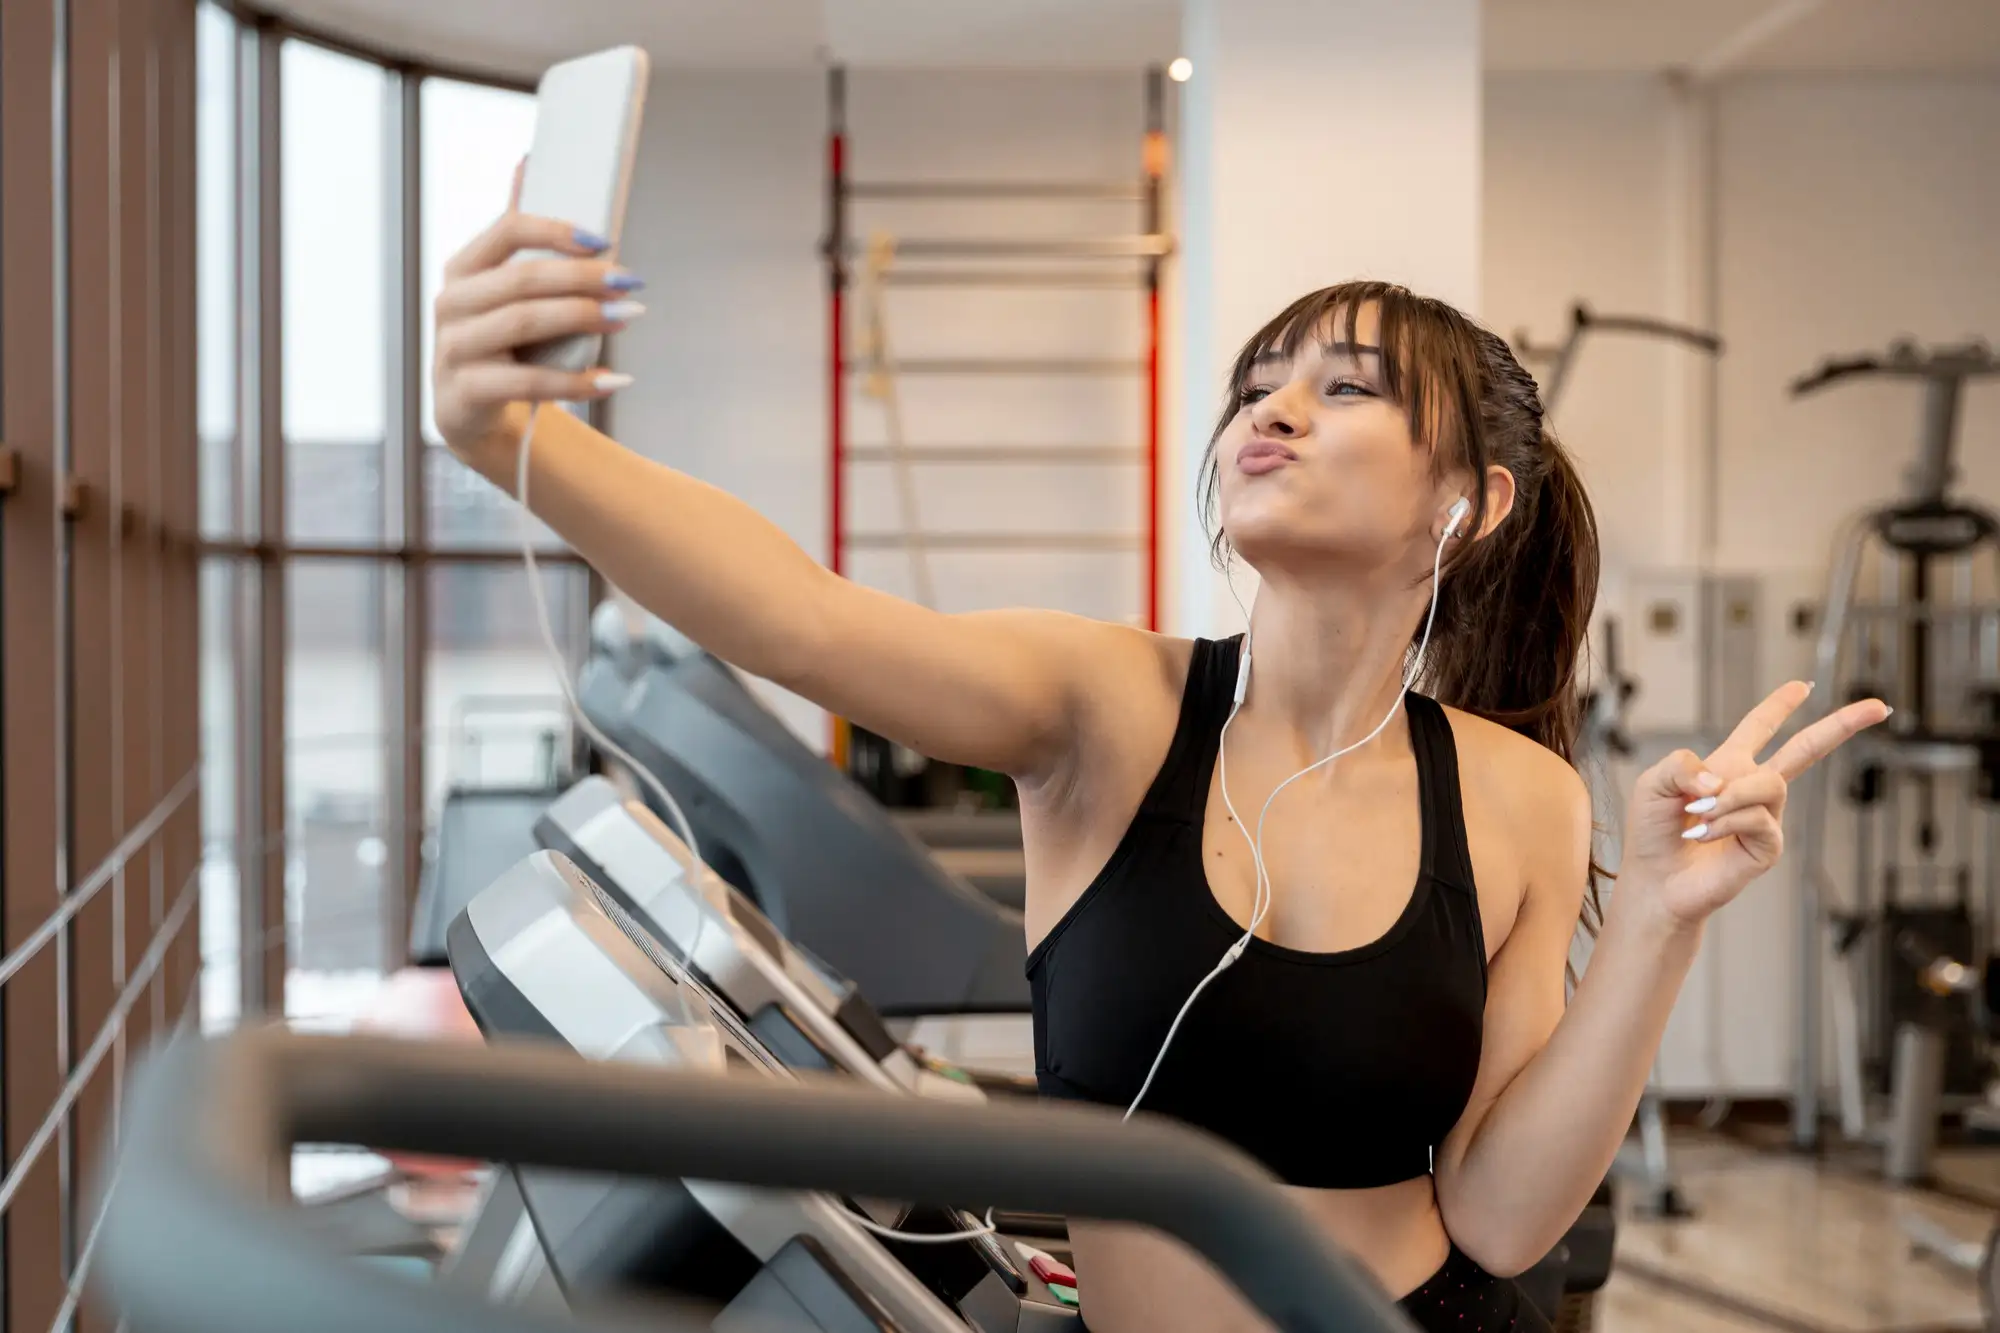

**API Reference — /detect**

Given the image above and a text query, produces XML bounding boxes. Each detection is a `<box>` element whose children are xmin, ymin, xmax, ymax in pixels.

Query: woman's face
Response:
<box><xmin>1215</xmin><ymin>305</ymin><xmax>1451</xmax><ymax>578</ymax></box>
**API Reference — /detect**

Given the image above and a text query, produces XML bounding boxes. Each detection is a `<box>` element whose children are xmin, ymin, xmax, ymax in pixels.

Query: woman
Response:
<box><xmin>431</xmin><ymin>191</ymin><xmax>1887</xmax><ymax>1332</ymax></box>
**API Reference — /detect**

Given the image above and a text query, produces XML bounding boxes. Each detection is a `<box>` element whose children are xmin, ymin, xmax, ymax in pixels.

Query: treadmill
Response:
<box><xmin>575</xmin><ymin>603</ymin><xmax>1027</xmax><ymax>1017</ymax></box>
<box><xmin>409</xmin><ymin>785</ymin><xmax>556</xmax><ymax>965</ymax></box>
<box><xmin>534</xmin><ymin>775</ymin><xmax>1025</xmax><ymax>1101</ymax></box>
<box><xmin>521</xmin><ymin>776</ymin><xmax>1607</xmax><ymax>1321</ymax></box>
<box><xmin>445</xmin><ymin>850</ymin><xmax>1074</xmax><ymax>1331</ymax></box>
<box><xmin>97</xmin><ymin>1026</ymin><xmax>1426</xmax><ymax>1333</ymax></box>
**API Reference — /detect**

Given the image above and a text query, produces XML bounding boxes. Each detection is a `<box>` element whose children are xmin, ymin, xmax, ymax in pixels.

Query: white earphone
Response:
<box><xmin>1123</xmin><ymin>494</ymin><xmax>1472</xmax><ymax>1120</ymax></box>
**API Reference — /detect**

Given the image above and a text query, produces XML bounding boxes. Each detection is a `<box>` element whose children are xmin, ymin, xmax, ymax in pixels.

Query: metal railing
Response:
<box><xmin>0</xmin><ymin>770</ymin><xmax>198</xmax><ymax>991</ymax></box>
<box><xmin>0</xmin><ymin>762</ymin><xmax>206</xmax><ymax>1333</ymax></box>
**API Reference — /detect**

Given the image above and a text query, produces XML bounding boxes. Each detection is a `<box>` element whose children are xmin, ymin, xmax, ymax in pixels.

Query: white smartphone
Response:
<box><xmin>514</xmin><ymin>45</ymin><xmax>649</xmax><ymax>373</ymax></box>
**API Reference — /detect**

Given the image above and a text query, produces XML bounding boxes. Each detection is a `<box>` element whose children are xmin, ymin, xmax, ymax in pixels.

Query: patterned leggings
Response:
<box><xmin>1397</xmin><ymin>1244</ymin><xmax>1555</xmax><ymax>1332</ymax></box>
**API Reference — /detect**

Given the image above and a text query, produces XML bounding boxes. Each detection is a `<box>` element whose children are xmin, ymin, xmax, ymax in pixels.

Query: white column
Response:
<box><xmin>1170</xmin><ymin>0</ymin><xmax>1483</xmax><ymax>638</ymax></box>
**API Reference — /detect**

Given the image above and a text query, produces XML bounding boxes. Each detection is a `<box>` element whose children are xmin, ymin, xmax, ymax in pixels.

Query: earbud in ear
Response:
<box><xmin>1445</xmin><ymin>496</ymin><xmax>1472</xmax><ymax>537</ymax></box>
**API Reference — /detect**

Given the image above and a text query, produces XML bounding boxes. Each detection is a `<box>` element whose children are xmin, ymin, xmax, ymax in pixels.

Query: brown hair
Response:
<box><xmin>1198</xmin><ymin>279</ymin><xmax>1605</xmax><ymax>943</ymax></box>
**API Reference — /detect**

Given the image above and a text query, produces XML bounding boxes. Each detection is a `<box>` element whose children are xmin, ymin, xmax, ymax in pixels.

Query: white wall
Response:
<box><xmin>613</xmin><ymin>71</ymin><xmax>825</xmax><ymax>542</ymax></box>
<box><xmin>610</xmin><ymin>70</ymin><xmax>826</xmax><ymax>743</ymax></box>
<box><xmin>1174</xmin><ymin>0</ymin><xmax>1482</xmax><ymax>640</ymax></box>
<box><xmin>1484</xmin><ymin>75</ymin><xmax>1683</xmax><ymax>578</ymax></box>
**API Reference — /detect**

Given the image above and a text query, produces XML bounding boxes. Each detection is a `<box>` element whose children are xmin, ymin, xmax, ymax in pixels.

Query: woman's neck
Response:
<box><xmin>1240</xmin><ymin>573</ymin><xmax>1429</xmax><ymax>756</ymax></box>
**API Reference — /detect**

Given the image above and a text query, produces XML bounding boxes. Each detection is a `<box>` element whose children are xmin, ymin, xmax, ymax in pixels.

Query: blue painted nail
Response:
<box><xmin>572</xmin><ymin>226</ymin><xmax>610</xmax><ymax>251</ymax></box>
<box><xmin>605</xmin><ymin>269</ymin><xmax>645</xmax><ymax>292</ymax></box>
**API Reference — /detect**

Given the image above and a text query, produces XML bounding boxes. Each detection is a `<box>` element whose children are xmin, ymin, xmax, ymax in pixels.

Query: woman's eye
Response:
<box><xmin>1236</xmin><ymin>385</ymin><xmax>1272</xmax><ymax>404</ymax></box>
<box><xmin>1327</xmin><ymin>378</ymin><xmax>1374</xmax><ymax>398</ymax></box>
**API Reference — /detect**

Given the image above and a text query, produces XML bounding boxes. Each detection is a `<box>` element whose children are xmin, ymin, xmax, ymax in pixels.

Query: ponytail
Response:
<box><xmin>1419</xmin><ymin>427</ymin><xmax>1597</xmax><ymax>767</ymax></box>
<box><xmin>1419</xmin><ymin>423</ymin><xmax>1606</xmax><ymax>949</ymax></box>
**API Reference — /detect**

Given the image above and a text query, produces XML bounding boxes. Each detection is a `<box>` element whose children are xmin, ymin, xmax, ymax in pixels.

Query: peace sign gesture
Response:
<box><xmin>1623</xmin><ymin>681</ymin><xmax>1892</xmax><ymax>926</ymax></box>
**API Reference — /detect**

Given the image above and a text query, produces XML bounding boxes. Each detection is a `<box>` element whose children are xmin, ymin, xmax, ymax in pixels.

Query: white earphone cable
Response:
<box><xmin>1123</xmin><ymin>503</ymin><xmax>1466</xmax><ymax>1121</ymax></box>
<box><xmin>845</xmin><ymin>1206</ymin><xmax>999</xmax><ymax>1245</ymax></box>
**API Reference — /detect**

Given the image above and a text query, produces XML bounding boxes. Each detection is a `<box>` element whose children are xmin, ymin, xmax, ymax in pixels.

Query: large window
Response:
<box><xmin>196</xmin><ymin>5</ymin><xmax>595</xmax><ymax>1036</ymax></box>
<box><xmin>424</xmin><ymin>564</ymin><xmax>584</xmax><ymax>823</ymax></box>
<box><xmin>419</xmin><ymin>77</ymin><xmax>536</xmax><ymax>447</ymax></box>
<box><xmin>197</xmin><ymin>2</ymin><xmax>238</xmax><ymax>541</ymax></box>
<box><xmin>282</xmin><ymin>41</ymin><xmax>388</xmax><ymax>545</ymax></box>
<box><xmin>285</xmin><ymin>562</ymin><xmax>390</xmax><ymax>1025</ymax></box>
<box><xmin>198</xmin><ymin>561</ymin><xmax>240</xmax><ymax>1032</ymax></box>
<box><xmin>418</xmin><ymin>76</ymin><xmax>564</xmax><ymax>550</ymax></box>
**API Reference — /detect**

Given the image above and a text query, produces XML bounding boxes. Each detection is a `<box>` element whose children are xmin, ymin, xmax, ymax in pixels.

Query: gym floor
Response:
<box><xmin>1598</xmin><ymin>1128</ymin><xmax>1991</xmax><ymax>1333</ymax></box>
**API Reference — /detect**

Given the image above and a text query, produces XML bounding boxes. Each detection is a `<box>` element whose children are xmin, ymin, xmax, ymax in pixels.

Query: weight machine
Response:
<box><xmin>1518</xmin><ymin>301</ymin><xmax>1726</xmax><ymax>1222</ymax></box>
<box><xmin>1789</xmin><ymin>340</ymin><xmax>2000</xmax><ymax>1180</ymax></box>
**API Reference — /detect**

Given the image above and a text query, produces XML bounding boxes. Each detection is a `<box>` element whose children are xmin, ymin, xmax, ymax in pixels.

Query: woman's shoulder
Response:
<box><xmin>1070</xmin><ymin>626</ymin><xmax>1206</xmax><ymax>726</ymax></box>
<box><xmin>1433</xmin><ymin>703</ymin><xmax>1592</xmax><ymax>838</ymax></box>
<box><xmin>1018</xmin><ymin>621</ymin><xmax>1205</xmax><ymax>805</ymax></box>
<box><xmin>1034</xmin><ymin>619</ymin><xmax>1216</xmax><ymax>693</ymax></box>
<box><xmin>973</xmin><ymin>610</ymin><xmax>1195</xmax><ymax>706</ymax></box>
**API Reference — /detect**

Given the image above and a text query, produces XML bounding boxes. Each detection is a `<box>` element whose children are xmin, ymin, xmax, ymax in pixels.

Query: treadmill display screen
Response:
<box><xmin>584</xmin><ymin>877</ymin><xmax>796</xmax><ymax>1080</ymax></box>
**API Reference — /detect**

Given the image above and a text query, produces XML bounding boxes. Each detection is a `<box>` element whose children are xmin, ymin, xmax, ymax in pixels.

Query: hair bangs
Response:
<box><xmin>1222</xmin><ymin>281</ymin><xmax>1470</xmax><ymax>468</ymax></box>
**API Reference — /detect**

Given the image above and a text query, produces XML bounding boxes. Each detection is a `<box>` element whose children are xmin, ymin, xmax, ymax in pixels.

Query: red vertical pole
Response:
<box><xmin>829</xmin><ymin>181</ymin><xmax>844</xmax><ymax>580</ymax></box>
<box><xmin>825</xmin><ymin>67</ymin><xmax>850</xmax><ymax>766</ymax></box>
<box><xmin>827</xmin><ymin>69</ymin><xmax>847</xmax><ymax>580</ymax></box>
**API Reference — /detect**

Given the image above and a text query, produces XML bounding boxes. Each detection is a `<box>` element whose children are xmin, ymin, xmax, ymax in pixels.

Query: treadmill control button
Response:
<box><xmin>1016</xmin><ymin>1243</ymin><xmax>1078</xmax><ymax>1292</ymax></box>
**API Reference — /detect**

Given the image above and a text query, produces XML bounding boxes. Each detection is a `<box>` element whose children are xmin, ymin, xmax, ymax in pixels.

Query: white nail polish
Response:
<box><xmin>1682</xmin><ymin>823</ymin><xmax>1709</xmax><ymax>841</ymax></box>
<box><xmin>593</xmin><ymin>371</ymin><xmax>634</xmax><ymax>392</ymax></box>
<box><xmin>601</xmin><ymin>300</ymin><xmax>646</xmax><ymax>323</ymax></box>
<box><xmin>1684</xmin><ymin>796</ymin><xmax>1718</xmax><ymax>815</ymax></box>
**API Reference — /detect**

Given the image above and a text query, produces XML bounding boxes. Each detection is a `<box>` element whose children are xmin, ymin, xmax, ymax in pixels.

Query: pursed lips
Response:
<box><xmin>1236</xmin><ymin>439</ymin><xmax>1298</xmax><ymax>475</ymax></box>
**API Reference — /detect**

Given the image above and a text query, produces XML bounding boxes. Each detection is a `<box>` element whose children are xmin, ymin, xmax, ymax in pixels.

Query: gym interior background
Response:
<box><xmin>2</xmin><ymin>0</ymin><xmax>1999</xmax><ymax>1329</ymax></box>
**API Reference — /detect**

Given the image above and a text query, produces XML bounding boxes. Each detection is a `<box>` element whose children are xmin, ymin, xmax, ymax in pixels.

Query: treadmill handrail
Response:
<box><xmin>99</xmin><ymin>1027</ymin><xmax>1419</xmax><ymax>1333</ymax></box>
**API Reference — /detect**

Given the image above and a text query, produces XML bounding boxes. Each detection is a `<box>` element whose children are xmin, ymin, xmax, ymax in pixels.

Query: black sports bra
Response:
<box><xmin>1027</xmin><ymin>634</ymin><xmax>1488</xmax><ymax>1190</ymax></box>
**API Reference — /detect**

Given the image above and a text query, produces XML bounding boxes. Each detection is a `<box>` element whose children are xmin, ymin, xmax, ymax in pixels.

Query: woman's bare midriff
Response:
<box><xmin>1065</xmin><ymin>1176</ymin><xmax>1449</xmax><ymax>1333</ymax></box>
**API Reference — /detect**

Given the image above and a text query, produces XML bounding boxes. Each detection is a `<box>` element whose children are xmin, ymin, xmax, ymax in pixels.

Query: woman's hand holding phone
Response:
<box><xmin>430</xmin><ymin>159</ymin><xmax>646</xmax><ymax>468</ymax></box>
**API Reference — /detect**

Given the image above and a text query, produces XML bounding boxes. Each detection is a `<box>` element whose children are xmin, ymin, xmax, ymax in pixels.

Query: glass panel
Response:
<box><xmin>285</xmin><ymin>560</ymin><xmax>389</xmax><ymax>1030</ymax></box>
<box><xmin>417</xmin><ymin>77</ymin><xmax>560</xmax><ymax>550</ymax></box>
<box><xmin>199</xmin><ymin>559</ymin><xmax>240</xmax><ymax>1032</ymax></box>
<box><xmin>418</xmin><ymin>76</ymin><xmax>535</xmax><ymax>446</ymax></box>
<box><xmin>281</xmin><ymin>40</ymin><xmax>387</xmax><ymax>544</ymax></box>
<box><xmin>423</xmin><ymin>562</ymin><xmax>588</xmax><ymax>824</ymax></box>
<box><xmin>197</xmin><ymin>2</ymin><xmax>238</xmax><ymax>539</ymax></box>
<box><xmin>425</xmin><ymin>442</ymin><xmax>566</xmax><ymax>550</ymax></box>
